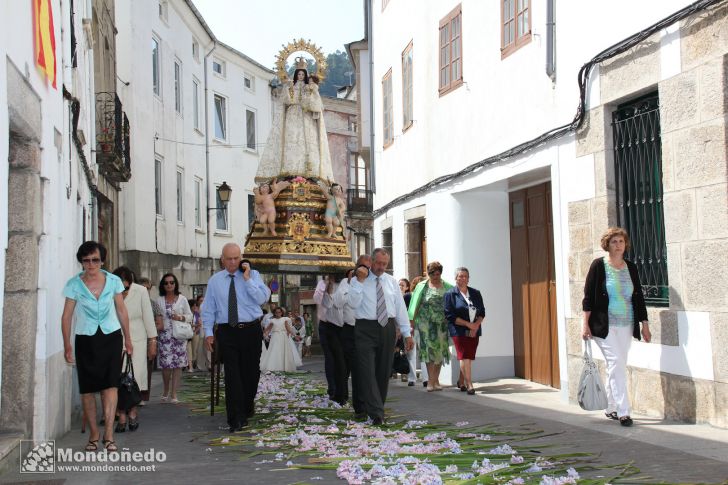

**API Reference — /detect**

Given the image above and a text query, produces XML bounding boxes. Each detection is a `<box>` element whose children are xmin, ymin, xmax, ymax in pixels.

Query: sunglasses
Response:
<box><xmin>82</xmin><ymin>257</ymin><xmax>102</xmax><ymax>264</ymax></box>
<box><xmin>163</xmin><ymin>280</ymin><xmax>176</xmax><ymax>285</ymax></box>
<box><xmin>428</xmin><ymin>270</ymin><xmax>442</xmax><ymax>276</ymax></box>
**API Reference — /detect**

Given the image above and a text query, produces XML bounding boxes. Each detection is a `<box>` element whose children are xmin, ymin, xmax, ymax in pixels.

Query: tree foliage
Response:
<box><xmin>284</xmin><ymin>50</ymin><xmax>353</xmax><ymax>98</ymax></box>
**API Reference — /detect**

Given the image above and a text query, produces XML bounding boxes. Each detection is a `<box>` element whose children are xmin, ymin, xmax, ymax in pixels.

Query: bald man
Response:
<box><xmin>202</xmin><ymin>243</ymin><xmax>270</xmax><ymax>432</ymax></box>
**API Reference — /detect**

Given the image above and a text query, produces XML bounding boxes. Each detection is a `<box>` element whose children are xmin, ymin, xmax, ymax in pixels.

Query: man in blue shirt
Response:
<box><xmin>348</xmin><ymin>248</ymin><xmax>413</xmax><ymax>424</ymax></box>
<box><xmin>203</xmin><ymin>243</ymin><xmax>270</xmax><ymax>431</ymax></box>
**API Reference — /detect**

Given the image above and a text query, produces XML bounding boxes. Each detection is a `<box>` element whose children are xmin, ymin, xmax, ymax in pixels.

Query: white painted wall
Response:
<box><xmin>116</xmin><ymin>0</ymin><xmax>273</xmax><ymax>264</ymax></box>
<box><xmin>2</xmin><ymin>0</ymin><xmax>97</xmax><ymax>438</ymax></box>
<box><xmin>0</xmin><ymin>0</ymin><xmax>9</xmax><ymax>405</ymax></box>
<box><xmin>370</xmin><ymin>0</ymin><xmax>707</xmax><ymax>394</ymax></box>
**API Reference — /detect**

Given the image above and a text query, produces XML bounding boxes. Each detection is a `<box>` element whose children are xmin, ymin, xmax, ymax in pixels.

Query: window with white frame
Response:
<box><xmin>215</xmin><ymin>186</ymin><xmax>229</xmax><ymax>232</ymax></box>
<box><xmin>155</xmin><ymin>158</ymin><xmax>163</xmax><ymax>216</ymax></box>
<box><xmin>402</xmin><ymin>41</ymin><xmax>413</xmax><ymax>130</ymax></box>
<box><xmin>194</xmin><ymin>177</ymin><xmax>202</xmax><ymax>228</ymax></box>
<box><xmin>214</xmin><ymin>94</ymin><xmax>227</xmax><ymax>140</ymax></box>
<box><xmin>174</xmin><ymin>60</ymin><xmax>182</xmax><ymax>114</ymax></box>
<box><xmin>158</xmin><ymin>1</ymin><xmax>168</xmax><ymax>21</ymax></box>
<box><xmin>244</xmin><ymin>73</ymin><xmax>255</xmax><ymax>92</ymax></box>
<box><xmin>152</xmin><ymin>37</ymin><xmax>160</xmax><ymax>96</ymax></box>
<box><xmin>212</xmin><ymin>58</ymin><xmax>225</xmax><ymax>77</ymax></box>
<box><xmin>176</xmin><ymin>169</ymin><xmax>184</xmax><ymax>223</ymax></box>
<box><xmin>246</xmin><ymin>108</ymin><xmax>256</xmax><ymax>150</ymax></box>
<box><xmin>382</xmin><ymin>69</ymin><xmax>393</xmax><ymax>148</ymax></box>
<box><xmin>192</xmin><ymin>78</ymin><xmax>200</xmax><ymax>131</ymax></box>
<box><xmin>192</xmin><ymin>39</ymin><xmax>200</xmax><ymax>62</ymax></box>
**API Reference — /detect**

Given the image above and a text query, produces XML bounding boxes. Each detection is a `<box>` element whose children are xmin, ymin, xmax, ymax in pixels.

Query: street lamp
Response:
<box><xmin>209</xmin><ymin>181</ymin><xmax>232</xmax><ymax>210</ymax></box>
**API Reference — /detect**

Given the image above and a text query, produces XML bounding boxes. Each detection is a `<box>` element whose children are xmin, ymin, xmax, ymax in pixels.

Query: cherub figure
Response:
<box><xmin>254</xmin><ymin>178</ymin><xmax>290</xmax><ymax>236</ymax></box>
<box><xmin>318</xmin><ymin>181</ymin><xmax>346</xmax><ymax>238</ymax></box>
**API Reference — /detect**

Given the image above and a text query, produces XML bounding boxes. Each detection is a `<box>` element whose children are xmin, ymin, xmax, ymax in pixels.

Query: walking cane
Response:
<box><xmin>210</xmin><ymin>342</ymin><xmax>215</xmax><ymax>416</ymax></box>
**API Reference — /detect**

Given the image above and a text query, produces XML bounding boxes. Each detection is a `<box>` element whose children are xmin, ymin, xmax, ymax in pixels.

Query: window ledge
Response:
<box><xmin>439</xmin><ymin>79</ymin><xmax>464</xmax><ymax>97</ymax></box>
<box><xmin>214</xmin><ymin>231</ymin><xmax>233</xmax><ymax>237</ymax></box>
<box><xmin>212</xmin><ymin>138</ymin><xmax>229</xmax><ymax>146</ymax></box>
<box><xmin>195</xmin><ymin>228</ymin><xmax>205</xmax><ymax>234</ymax></box>
<box><xmin>402</xmin><ymin>121</ymin><xmax>414</xmax><ymax>133</ymax></box>
<box><xmin>194</xmin><ymin>128</ymin><xmax>204</xmax><ymax>136</ymax></box>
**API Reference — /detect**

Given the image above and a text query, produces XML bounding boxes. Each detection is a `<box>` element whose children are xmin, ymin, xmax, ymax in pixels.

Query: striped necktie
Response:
<box><xmin>228</xmin><ymin>274</ymin><xmax>238</xmax><ymax>326</ymax></box>
<box><xmin>376</xmin><ymin>276</ymin><xmax>388</xmax><ymax>327</ymax></box>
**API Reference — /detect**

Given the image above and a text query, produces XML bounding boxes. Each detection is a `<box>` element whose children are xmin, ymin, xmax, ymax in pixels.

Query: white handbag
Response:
<box><xmin>171</xmin><ymin>320</ymin><xmax>193</xmax><ymax>340</ymax></box>
<box><xmin>577</xmin><ymin>341</ymin><xmax>609</xmax><ymax>411</ymax></box>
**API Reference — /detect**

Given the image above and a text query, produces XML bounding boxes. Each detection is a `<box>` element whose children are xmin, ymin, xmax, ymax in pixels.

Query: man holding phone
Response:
<box><xmin>348</xmin><ymin>248</ymin><xmax>414</xmax><ymax>425</ymax></box>
<box><xmin>202</xmin><ymin>243</ymin><xmax>270</xmax><ymax>432</ymax></box>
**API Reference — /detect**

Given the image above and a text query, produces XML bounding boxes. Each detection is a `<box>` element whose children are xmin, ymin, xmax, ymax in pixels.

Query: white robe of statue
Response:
<box><xmin>256</xmin><ymin>75</ymin><xmax>333</xmax><ymax>183</ymax></box>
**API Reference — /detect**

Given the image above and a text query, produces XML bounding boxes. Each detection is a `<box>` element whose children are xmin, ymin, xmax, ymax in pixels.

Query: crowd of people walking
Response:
<box><xmin>63</xmin><ymin>227</ymin><xmax>650</xmax><ymax>450</ymax></box>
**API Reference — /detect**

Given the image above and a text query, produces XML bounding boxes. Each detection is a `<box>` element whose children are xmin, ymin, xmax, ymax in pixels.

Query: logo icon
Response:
<box><xmin>20</xmin><ymin>440</ymin><xmax>55</xmax><ymax>473</ymax></box>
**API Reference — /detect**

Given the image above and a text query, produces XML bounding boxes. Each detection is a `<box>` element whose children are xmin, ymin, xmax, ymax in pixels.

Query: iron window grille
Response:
<box><xmin>612</xmin><ymin>93</ymin><xmax>668</xmax><ymax>307</ymax></box>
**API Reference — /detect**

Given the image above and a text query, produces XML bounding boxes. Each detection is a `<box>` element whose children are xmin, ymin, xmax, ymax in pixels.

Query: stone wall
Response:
<box><xmin>569</xmin><ymin>3</ymin><xmax>728</xmax><ymax>428</ymax></box>
<box><xmin>1</xmin><ymin>60</ymin><xmax>42</xmax><ymax>435</ymax></box>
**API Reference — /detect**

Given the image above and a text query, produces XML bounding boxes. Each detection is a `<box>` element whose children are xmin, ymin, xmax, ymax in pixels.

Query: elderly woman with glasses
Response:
<box><xmin>408</xmin><ymin>262</ymin><xmax>453</xmax><ymax>391</ymax></box>
<box><xmin>112</xmin><ymin>266</ymin><xmax>157</xmax><ymax>432</ymax></box>
<box><xmin>62</xmin><ymin>241</ymin><xmax>132</xmax><ymax>452</ymax></box>
<box><xmin>156</xmin><ymin>273</ymin><xmax>193</xmax><ymax>404</ymax></box>
<box><xmin>444</xmin><ymin>267</ymin><xmax>486</xmax><ymax>395</ymax></box>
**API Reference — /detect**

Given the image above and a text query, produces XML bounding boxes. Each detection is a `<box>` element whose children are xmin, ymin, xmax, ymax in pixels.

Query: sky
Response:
<box><xmin>192</xmin><ymin>0</ymin><xmax>366</xmax><ymax>70</ymax></box>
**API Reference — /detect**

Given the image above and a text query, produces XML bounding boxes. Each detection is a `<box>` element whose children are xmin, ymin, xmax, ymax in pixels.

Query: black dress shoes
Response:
<box><xmin>228</xmin><ymin>419</ymin><xmax>248</xmax><ymax>433</ymax></box>
<box><xmin>354</xmin><ymin>412</ymin><xmax>367</xmax><ymax>421</ymax></box>
<box><xmin>372</xmin><ymin>417</ymin><xmax>384</xmax><ymax>426</ymax></box>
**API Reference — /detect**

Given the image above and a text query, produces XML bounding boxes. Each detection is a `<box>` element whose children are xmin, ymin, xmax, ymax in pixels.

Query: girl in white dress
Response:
<box><xmin>260</xmin><ymin>307</ymin><xmax>302</xmax><ymax>372</ymax></box>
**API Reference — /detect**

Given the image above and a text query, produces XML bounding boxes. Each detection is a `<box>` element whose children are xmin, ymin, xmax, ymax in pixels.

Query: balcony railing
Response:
<box><xmin>96</xmin><ymin>92</ymin><xmax>131</xmax><ymax>183</ymax></box>
<box><xmin>347</xmin><ymin>188</ymin><xmax>373</xmax><ymax>214</ymax></box>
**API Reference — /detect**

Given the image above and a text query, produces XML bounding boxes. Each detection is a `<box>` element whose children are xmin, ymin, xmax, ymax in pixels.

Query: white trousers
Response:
<box><xmin>409</xmin><ymin>329</ymin><xmax>429</xmax><ymax>382</ymax></box>
<box><xmin>594</xmin><ymin>325</ymin><xmax>633</xmax><ymax>417</ymax></box>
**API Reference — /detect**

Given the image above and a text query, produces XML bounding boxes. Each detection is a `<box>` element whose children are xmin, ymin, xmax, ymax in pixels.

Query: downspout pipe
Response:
<box><xmin>546</xmin><ymin>0</ymin><xmax>556</xmax><ymax>81</ymax></box>
<box><xmin>367</xmin><ymin>0</ymin><xmax>376</xmax><ymax>193</ymax></box>
<box><xmin>204</xmin><ymin>40</ymin><xmax>217</xmax><ymax>261</ymax></box>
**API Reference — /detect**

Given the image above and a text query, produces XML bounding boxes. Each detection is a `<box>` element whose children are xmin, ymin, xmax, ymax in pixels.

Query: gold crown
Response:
<box><xmin>294</xmin><ymin>56</ymin><xmax>308</xmax><ymax>70</ymax></box>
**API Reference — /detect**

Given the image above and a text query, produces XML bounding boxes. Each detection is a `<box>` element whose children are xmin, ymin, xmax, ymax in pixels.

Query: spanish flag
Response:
<box><xmin>33</xmin><ymin>0</ymin><xmax>57</xmax><ymax>89</ymax></box>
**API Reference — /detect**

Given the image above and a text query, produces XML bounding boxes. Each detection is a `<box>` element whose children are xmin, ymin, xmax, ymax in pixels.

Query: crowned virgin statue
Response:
<box><xmin>255</xmin><ymin>56</ymin><xmax>333</xmax><ymax>183</ymax></box>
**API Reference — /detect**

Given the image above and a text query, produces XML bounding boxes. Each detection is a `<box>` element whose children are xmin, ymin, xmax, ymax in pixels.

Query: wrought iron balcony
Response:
<box><xmin>95</xmin><ymin>92</ymin><xmax>131</xmax><ymax>183</ymax></box>
<box><xmin>346</xmin><ymin>188</ymin><xmax>373</xmax><ymax>214</ymax></box>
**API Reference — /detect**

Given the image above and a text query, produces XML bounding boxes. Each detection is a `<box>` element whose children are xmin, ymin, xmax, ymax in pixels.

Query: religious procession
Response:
<box><xmin>2</xmin><ymin>0</ymin><xmax>728</xmax><ymax>484</ymax></box>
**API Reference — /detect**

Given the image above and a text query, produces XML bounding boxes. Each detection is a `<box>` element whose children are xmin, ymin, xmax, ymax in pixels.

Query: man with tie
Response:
<box><xmin>203</xmin><ymin>243</ymin><xmax>270</xmax><ymax>432</ymax></box>
<box><xmin>348</xmin><ymin>248</ymin><xmax>414</xmax><ymax>424</ymax></box>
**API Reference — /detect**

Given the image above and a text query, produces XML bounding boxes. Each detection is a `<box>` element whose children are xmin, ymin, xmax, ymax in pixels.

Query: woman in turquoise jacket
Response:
<box><xmin>407</xmin><ymin>261</ymin><xmax>453</xmax><ymax>391</ymax></box>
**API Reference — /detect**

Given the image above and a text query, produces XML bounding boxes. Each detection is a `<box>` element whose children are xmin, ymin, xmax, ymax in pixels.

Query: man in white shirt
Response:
<box><xmin>314</xmin><ymin>275</ymin><xmax>340</xmax><ymax>401</ymax></box>
<box><xmin>348</xmin><ymin>248</ymin><xmax>413</xmax><ymax>424</ymax></box>
<box><xmin>334</xmin><ymin>262</ymin><xmax>367</xmax><ymax>418</ymax></box>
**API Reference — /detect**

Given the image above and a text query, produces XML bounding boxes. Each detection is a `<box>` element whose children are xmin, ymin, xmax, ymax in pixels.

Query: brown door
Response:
<box><xmin>509</xmin><ymin>182</ymin><xmax>560</xmax><ymax>388</ymax></box>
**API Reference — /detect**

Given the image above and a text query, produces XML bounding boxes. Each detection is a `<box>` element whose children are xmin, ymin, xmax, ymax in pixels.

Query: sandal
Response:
<box><xmin>160</xmin><ymin>394</ymin><xmax>169</xmax><ymax>402</ymax></box>
<box><xmin>85</xmin><ymin>439</ymin><xmax>99</xmax><ymax>451</ymax></box>
<box><xmin>605</xmin><ymin>411</ymin><xmax>618</xmax><ymax>420</ymax></box>
<box><xmin>102</xmin><ymin>439</ymin><xmax>118</xmax><ymax>452</ymax></box>
<box><xmin>619</xmin><ymin>416</ymin><xmax>633</xmax><ymax>427</ymax></box>
<box><xmin>115</xmin><ymin>421</ymin><xmax>127</xmax><ymax>433</ymax></box>
<box><xmin>467</xmin><ymin>388</ymin><xmax>476</xmax><ymax>395</ymax></box>
<box><xmin>128</xmin><ymin>416</ymin><xmax>139</xmax><ymax>432</ymax></box>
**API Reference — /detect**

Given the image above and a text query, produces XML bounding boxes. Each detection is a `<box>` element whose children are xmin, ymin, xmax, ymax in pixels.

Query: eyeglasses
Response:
<box><xmin>81</xmin><ymin>258</ymin><xmax>102</xmax><ymax>264</ymax></box>
<box><xmin>163</xmin><ymin>281</ymin><xmax>176</xmax><ymax>286</ymax></box>
<box><xmin>428</xmin><ymin>270</ymin><xmax>442</xmax><ymax>276</ymax></box>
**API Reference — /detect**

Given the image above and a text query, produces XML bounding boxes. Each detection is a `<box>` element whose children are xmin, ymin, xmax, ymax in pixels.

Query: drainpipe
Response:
<box><xmin>204</xmin><ymin>40</ymin><xmax>217</xmax><ymax>261</ymax></box>
<box><xmin>367</xmin><ymin>0</ymin><xmax>376</xmax><ymax>193</ymax></box>
<box><xmin>546</xmin><ymin>0</ymin><xmax>556</xmax><ymax>81</ymax></box>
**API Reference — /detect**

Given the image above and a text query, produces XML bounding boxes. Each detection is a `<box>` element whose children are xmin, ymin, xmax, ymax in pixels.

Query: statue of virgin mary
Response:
<box><xmin>255</xmin><ymin>56</ymin><xmax>333</xmax><ymax>183</ymax></box>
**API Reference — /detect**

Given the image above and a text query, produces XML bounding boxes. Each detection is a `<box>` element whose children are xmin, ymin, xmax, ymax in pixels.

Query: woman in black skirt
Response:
<box><xmin>61</xmin><ymin>241</ymin><xmax>133</xmax><ymax>452</ymax></box>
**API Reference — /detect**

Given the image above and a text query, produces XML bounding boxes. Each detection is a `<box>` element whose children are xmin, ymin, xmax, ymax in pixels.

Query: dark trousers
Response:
<box><xmin>355</xmin><ymin>318</ymin><xmax>396</xmax><ymax>420</ymax></box>
<box><xmin>318</xmin><ymin>321</ymin><xmax>337</xmax><ymax>398</ymax></box>
<box><xmin>341</xmin><ymin>324</ymin><xmax>364</xmax><ymax>414</ymax></box>
<box><xmin>217</xmin><ymin>323</ymin><xmax>263</xmax><ymax>426</ymax></box>
<box><xmin>325</xmin><ymin>323</ymin><xmax>348</xmax><ymax>405</ymax></box>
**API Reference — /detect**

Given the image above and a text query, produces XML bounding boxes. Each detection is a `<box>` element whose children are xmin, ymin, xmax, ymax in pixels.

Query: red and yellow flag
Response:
<box><xmin>33</xmin><ymin>0</ymin><xmax>57</xmax><ymax>89</ymax></box>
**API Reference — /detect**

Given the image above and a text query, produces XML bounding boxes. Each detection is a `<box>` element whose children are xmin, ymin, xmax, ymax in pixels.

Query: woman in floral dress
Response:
<box><xmin>156</xmin><ymin>273</ymin><xmax>192</xmax><ymax>403</ymax></box>
<box><xmin>408</xmin><ymin>262</ymin><xmax>453</xmax><ymax>392</ymax></box>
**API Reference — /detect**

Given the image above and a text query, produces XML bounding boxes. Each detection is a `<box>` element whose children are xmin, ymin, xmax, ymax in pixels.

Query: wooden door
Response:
<box><xmin>509</xmin><ymin>182</ymin><xmax>560</xmax><ymax>388</ymax></box>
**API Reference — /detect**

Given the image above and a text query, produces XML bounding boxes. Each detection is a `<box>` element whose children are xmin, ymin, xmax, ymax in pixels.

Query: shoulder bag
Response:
<box><xmin>577</xmin><ymin>341</ymin><xmax>608</xmax><ymax>411</ymax></box>
<box><xmin>118</xmin><ymin>353</ymin><xmax>142</xmax><ymax>411</ymax></box>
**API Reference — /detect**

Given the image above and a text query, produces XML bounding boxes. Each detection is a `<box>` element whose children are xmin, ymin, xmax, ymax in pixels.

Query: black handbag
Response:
<box><xmin>118</xmin><ymin>353</ymin><xmax>142</xmax><ymax>411</ymax></box>
<box><xmin>392</xmin><ymin>349</ymin><xmax>410</xmax><ymax>374</ymax></box>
